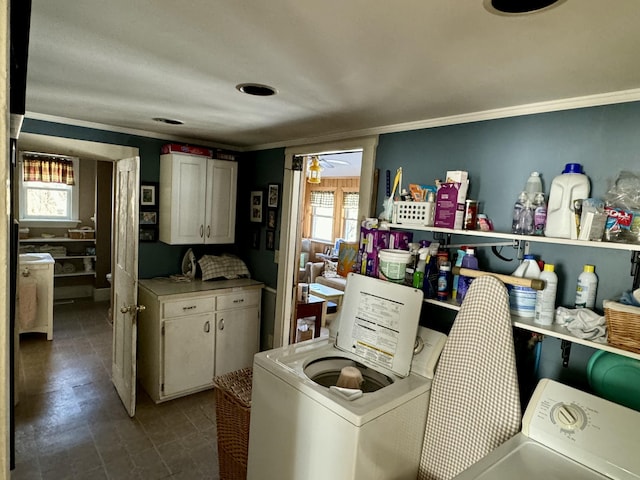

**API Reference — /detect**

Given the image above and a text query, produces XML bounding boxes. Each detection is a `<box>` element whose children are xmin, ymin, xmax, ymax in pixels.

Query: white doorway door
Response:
<box><xmin>274</xmin><ymin>136</ymin><xmax>378</xmax><ymax>347</ymax></box>
<box><xmin>111</xmin><ymin>156</ymin><xmax>141</xmax><ymax>417</ymax></box>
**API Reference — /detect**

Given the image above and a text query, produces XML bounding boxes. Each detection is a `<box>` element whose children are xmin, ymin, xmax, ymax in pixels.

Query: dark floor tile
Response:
<box><xmin>14</xmin><ymin>299</ymin><xmax>219</xmax><ymax>479</ymax></box>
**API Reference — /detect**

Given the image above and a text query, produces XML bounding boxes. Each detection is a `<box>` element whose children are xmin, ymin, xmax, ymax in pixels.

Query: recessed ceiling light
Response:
<box><xmin>236</xmin><ymin>83</ymin><xmax>277</xmax><ymax>96</ymax></box>
<box><xmin>152</xmin><ymin>117</ymin><xmax>184</xmax><ymax>125</ymax></box>
<box><xmin>485</xmin><ymin>0</ymin><xmax>565</xmax><ymax>15</ymax></box>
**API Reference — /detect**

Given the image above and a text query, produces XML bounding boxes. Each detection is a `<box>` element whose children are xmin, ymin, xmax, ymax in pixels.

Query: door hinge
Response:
<box><xmin>161</xmin><ymin>383</ymin><xmax>164</xmax><ymax>393</ymax></box>
<box><xmin>161</xmin><ymin>325</ymin><xmax>165</xmax><ymax>336</ymax></box>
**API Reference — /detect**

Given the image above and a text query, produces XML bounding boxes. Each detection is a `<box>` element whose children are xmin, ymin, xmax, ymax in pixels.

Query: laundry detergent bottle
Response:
<box><xmin>509</xmin><ymin>254</ymin><xmax>541</xmax><ymax>318</ymax></box>
<box><xmin>545</xmin><ymin>163</ymin><xmax>590</xmax><ymax>239</ymax></box>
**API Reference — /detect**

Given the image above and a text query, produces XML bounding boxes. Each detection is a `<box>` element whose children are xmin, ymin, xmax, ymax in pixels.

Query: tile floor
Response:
<box><xmin>13</xmin><ymin>299</ymin><xmax>220</xmax><ymax>480</ymax></box>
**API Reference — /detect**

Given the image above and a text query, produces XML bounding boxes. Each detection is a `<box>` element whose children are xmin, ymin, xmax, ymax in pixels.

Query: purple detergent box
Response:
<box><xmin>434</xmin><ymin>182</ymin><xmax>468</xmax><ymax>229</ymax></box>
<box><xmin>359</xmin><ymin>227</ymin><xmax>389</xmax><ymax>253</ymax></box>
<box><xmin>357</xmin><ymin>248</ymin><xmax>381</xmax><ymax>278</ymax></box>
<box><xmin>388</xmin><ymin>230</ymin><xmax>413</xmax><ymax>250</ymax></box>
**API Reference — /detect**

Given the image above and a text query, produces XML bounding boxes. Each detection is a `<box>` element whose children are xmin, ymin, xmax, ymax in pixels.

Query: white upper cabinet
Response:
<box><xmin>159</xmin><ymin>153</ymin><xmax>237</xmax><ymax>245</ymax></box>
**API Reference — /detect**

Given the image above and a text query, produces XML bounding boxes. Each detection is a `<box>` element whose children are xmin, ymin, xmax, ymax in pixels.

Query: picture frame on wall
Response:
<box><xmin>250</xmin><ymin>190</ymin><xmax>264</xmax><ymax>223</ymax></box>
<box><xmin>266</xmin><ymin>230</ymin><xmax>275</xmax><ymax>251</ymax></box>
<box><xmin>140</xmin><ymin>211</ymin><xmax>158</xmax><ymax>225</ymax></box>
<box><xmin>140</xmin><ymin>183</ymin><xmax>158</xmax><ymax>207</ymax></box>
<box><xmin>139</xmin><ymin>228</ymin><xmax>157</xmax><ymax>242</ymax></box>
<box><xmin>267</xmin><ymin>183</ymin><xmax>279</xmax><ymax>208</ymax></box>
<box><xmin>267</xmin><ymin>208</ymin><xmax>277</xmax><ymax>229</ymax></box>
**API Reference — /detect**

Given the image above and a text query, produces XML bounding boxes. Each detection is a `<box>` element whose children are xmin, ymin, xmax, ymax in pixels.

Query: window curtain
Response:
<box><xmin>22</xmin><ymin>154</ymin><xmax>76</xmax><ymax>185</ymax></box>
<box><xmin>310</xmin><ymin>191</ymin><xmax>334</xmax><ymax>207</ymax></box>
<box><xmin>343</xmin><ymin>192</ymin><xmax>359</xmax><ymax>208</ymax></box>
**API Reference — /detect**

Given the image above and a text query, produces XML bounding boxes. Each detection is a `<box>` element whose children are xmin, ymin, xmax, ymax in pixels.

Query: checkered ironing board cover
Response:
<box><xmin>418</xmin><ymin>275</ymin><xmax>522</xmax><ymax>480</ymax></box>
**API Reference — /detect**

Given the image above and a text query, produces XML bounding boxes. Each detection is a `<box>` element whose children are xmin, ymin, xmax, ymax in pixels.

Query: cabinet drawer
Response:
<box><xmin>216</xmin><ymin>290</ymin><xmax>261</xmax><ymax>311</ymax></box>
<box><xmin>162</xmin><ymin>297</ymin><xmax>215</xmax><ymax>318</ymax></box>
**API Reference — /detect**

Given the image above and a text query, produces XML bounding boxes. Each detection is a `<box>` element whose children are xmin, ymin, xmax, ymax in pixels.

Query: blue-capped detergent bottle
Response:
<box><xmin>545</xmin><ymin>163</ymin><xmax>590</xmax><ymax>239</ymax></box>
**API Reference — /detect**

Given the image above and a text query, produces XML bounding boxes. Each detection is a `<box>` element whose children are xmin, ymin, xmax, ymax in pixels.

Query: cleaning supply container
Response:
<box><xmin>545</xmin><ymin>163</ymin><xmax>590</xmax><ymax>239</ymax></box>
<box><xmin>509</xmin><ymin>254</ymin><xmax>541</xmax><ymax>317</ymax></box>
<box><xmin>575</xmin><ymin>264</ymin><xmax>598</xmax><ymax>309</ymax></box>
<box><xmin>378</xmin><ymin>249</ymin><xmax>411</xmax><ymax>283</ymax></box>
<box><xmin>534</xmin><ymin>264</ymin><xmax>558</xmax><ymax>325</ymax></box>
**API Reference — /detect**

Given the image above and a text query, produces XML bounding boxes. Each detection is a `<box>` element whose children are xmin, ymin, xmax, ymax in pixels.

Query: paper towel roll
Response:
<box><xmin>336</xmin><ymin>366</ymin><xmax>363</xmax><ymax>389</ymax></box>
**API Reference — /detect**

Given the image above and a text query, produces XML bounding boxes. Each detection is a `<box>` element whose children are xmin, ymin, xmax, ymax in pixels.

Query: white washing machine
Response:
<box><xmin>247</xmin><ymin>273</ymin><xmax>447</xmax><ymax>480</ymax></box>
<box><xmin>454</xmin><ymin>378</ymin><xmax>640</xmax><ymax>479</ymax></box>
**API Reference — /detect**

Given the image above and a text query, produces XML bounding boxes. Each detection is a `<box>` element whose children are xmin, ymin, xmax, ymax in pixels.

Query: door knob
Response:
<box><xmin>120</xmin><ymin>304</ymin><xmax>146</xmax><ymax>314</ymax></box>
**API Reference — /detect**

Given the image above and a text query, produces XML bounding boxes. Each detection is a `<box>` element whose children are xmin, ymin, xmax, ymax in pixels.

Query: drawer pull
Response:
<box><xmin>233</xmin><ymin>298</ymin><xmax>245</xmax><ymax>304</ymax></box>
<box><xmin>204</xmin><ymin>321</ymin><xmax>210</xmax><ymax>333</ymax></box>
<box><xmin>219</xmin><ymin>319</ymin><xmax>225</xmax><ymax>331</ymax></box>
<box><xmin>182</xmin><ymin>305</ymin><xmax>197</xmax><ymax>311</ymax></box>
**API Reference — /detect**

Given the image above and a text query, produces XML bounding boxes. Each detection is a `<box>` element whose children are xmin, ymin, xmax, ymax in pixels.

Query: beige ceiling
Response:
<box><xmin>25</xmin><ymin>0</ymin><xmax>640</xmax><ymax>149</ymax></box>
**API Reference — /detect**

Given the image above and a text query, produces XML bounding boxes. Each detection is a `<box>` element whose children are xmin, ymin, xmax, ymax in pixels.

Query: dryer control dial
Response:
<box><xmin>551</xmin><ymin>403</ymin><xmax>587</xmax><ymax>432</ymax></box>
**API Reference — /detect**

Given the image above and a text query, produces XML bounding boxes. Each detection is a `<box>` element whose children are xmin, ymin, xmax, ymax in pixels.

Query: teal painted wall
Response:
<box><xmin>374</xmin><ymin>101</ymin><xmax>640</xmax><ymax>390</ymax></box>
<box><xmin>239</xmin><ymin>148</ymin><xmax>286</xmax><ymax>289</ymax></box>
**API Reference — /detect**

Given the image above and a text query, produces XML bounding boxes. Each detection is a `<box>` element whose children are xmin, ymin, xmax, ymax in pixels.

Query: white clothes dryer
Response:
<box><xmin>247</xmin><ymin>273</ymin><xmax>447</xmax><ymax>480</ymax></box>
<box><xmin>453</xmin><ymin>378</ymin><xmax>640</xmax><ymax>480</ymax></box>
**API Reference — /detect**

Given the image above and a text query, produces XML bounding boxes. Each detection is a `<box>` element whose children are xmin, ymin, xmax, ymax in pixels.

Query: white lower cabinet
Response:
<box><xmin>163</xmin><ymin>313</ymin><xmax>215</xmax><ymax>397</ymax></box>
<box><xmin>138</xmin><ymin>281</ymin><xmax>262</xmax><ymax>403</ymax></box>
<box><xmin>215</xmin><ymin>292</ymin><xmax>261</xmax><ymax>377</ymax></box>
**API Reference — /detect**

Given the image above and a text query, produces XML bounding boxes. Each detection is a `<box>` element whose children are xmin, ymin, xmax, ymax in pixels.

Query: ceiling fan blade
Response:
<box><xmin>319</xmin><ymin>159</ymin><xmax>335</xmax><ymax>168</ymax></box>
<box><xmin>325</xmin><ymin>159</ymin><xmax>350</xmax><ymax>165</ymax></box>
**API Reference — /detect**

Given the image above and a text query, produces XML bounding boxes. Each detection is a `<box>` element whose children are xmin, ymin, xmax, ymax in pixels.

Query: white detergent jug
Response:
<box><xmin>545</xmin><ymin>163</ymin><xmax>590</xmax><ymax>239</ymax></box>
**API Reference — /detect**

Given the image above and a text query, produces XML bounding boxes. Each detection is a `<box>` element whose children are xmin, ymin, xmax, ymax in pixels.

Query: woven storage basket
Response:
<box><xmin>394</xmin><ymin>201</ymin><xmax>429</xmax><ymax>225</ymax></box>
<box><xmin>213</xmin><ymin>368</ymin><xmax>253</xmax><ymax>480</ymax></box>
<box><xmin>604</xmin><ymin>300</ymin><xmax>640</xmax><ymax>354</ymax></box>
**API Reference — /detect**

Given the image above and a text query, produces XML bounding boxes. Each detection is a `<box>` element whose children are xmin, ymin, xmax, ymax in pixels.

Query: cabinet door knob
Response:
<box><xmin>207</xmin><ymin>225</ymin><xmax>211</xmax><ymax>238</ymax></box>
<box><xmin>200</xmin><ymin>225</ymin><xmax>204</xmax><ymax>238</ymax></box>
<box><xmin>218</xmin><ymin>319</ymin><xmax>224</xmax><ymax>331</ymax></box>
<box><xmin>204</xmin><ymin>321</ymin><xmax>210</xmax><ymax>333</ymax></box>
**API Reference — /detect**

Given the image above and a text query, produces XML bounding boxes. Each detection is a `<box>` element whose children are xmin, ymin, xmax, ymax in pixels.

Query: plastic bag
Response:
<box><xmin>604</xmin><ymin>171</ymin><xmax>640</xmax><ymax>243</ymax></box>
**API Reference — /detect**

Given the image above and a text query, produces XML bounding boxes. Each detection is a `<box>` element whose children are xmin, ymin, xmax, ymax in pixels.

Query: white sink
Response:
<box><xmin>19</xmin><ymin>253</ymin><xmax>55</xmax><ymax>264</ymax></box>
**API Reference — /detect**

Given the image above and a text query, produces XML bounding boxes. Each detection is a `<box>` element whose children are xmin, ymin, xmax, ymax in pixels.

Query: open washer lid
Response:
<box><xmin>335</xmin><ymin>273</ymin><xmax>424</xmax><ymax>378</ymax></box>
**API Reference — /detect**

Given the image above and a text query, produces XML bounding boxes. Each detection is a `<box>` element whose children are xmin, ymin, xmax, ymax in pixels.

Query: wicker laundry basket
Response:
<box><xmin>213</xmin><ymin>368</ymin><xmax>253</xmax><ymax>480</ymax></box>
<box><xmin>604</xmin><ymin>300</ymin><xmax>640</xmax><ymax>354</ymax></box>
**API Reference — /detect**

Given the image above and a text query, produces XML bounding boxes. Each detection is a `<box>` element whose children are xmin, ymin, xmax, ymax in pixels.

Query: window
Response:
<box><xmin>19</xmin><ymin>153</ymin><xmax>80</xmax><ymax>224</ymax></box>
<box><xmin>342</xmin><ymin>192</ymin><xmax>359</xmax><ymax>242</ymax></box>
<box><xmin>310</xmin><ymin>191</ymin><xmax>334</xmax><ymax>241</ymax></box>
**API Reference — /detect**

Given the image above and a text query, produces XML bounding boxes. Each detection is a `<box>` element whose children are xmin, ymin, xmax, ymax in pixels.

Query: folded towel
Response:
<box><xmin>555</xmin><ymin>306</ymin><xmax>607</xmax><ymax>342</ymax></box>
<box><xmin>61</xmin><ymin>262</ymin><xmax>75</xmax><ymax>274</ymax></box>
<box><xmin>18</xmin><ymin>277</ymin><xmax>38</xmax><ymax>330</ymax></box>
<box><xmin>54</xmin><ymin>262</ymin><xmax>63</xmax><ymax>274</ymax></box>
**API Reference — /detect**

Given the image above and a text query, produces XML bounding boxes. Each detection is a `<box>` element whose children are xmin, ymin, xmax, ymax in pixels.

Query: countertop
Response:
<box><xmin>19</xmin><ymin>253</ymin><xmax>55</xmax><ymax>265</ymax></box>
<box><xmin>139</xmin><ymin>277</ymin><xmax>263</xmax><ymax>297</ymax></box>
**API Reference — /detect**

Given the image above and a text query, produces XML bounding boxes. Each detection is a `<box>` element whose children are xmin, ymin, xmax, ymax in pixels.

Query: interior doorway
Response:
<box><xmin>12</xmin><ymin>133</ymin><xmax>140</xmax><ymax>461</ymax></box>
<box><xmin>274</xmin><ymin>136</ymin><xmax>378</xmax><ymax>348</ymax></box>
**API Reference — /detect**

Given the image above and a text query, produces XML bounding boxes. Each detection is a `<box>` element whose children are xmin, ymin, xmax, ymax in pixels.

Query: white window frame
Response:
<box><xmin>18</xmin><ymin>154</ymin><xmax>81</xmax><ymax>228</ymax></box>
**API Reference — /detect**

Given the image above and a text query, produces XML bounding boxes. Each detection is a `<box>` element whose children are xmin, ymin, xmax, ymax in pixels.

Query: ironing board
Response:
<box><xmin>418</xmin><ymin>275</ymin><xmax>521</xmax><ymax>480</ymax></box>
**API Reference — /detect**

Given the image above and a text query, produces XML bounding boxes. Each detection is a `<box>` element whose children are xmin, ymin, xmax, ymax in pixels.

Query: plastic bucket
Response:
<box><xmin>378</xmin><ymin>249</ymin><xmax>411</xmax><ymax>283</ymax></box>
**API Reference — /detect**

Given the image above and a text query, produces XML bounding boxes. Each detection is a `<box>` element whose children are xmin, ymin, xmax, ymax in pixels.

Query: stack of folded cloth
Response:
<box><xmin>61</xmin><ymin>262</ymin><xmax>76</xmax><ymax>274</ymax></box>
<box><xmin>54</xmin><ymin>263</ymin><xmax>63</xmax><ymax>275</ymax></box>
<box><xmin>555</xmin><ymin>307</ymin><xmax>607</xmax><ymax>343</ymax></box>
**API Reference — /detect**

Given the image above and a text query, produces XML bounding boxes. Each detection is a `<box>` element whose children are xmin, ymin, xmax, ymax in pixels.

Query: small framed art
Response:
<box><xmin>267</xmin><ymin>183</ymin><xmax>280</xmax><ymax>208</ymax></box>
<box><xmin>267</xmin><ymin>208</ymin><xmax>277</xmax><ymax>229</ymax></box>
<box><xmin>250</xmin><ymin>190</ymin><xmax>264</xmax><ymax>223</ymax></box>
<box><xmin>141</xmin><ymin>183</ymin><xmax>158</xmax><ymax>207</ymax></box>
<box><xmin>266</xmin><ymin>230</ymin><xmax>275</xmax><ymax>251</ymax></box>
<box><xmin>139</xmin><ymin>228</ymin><xmax>157</xmax><ymax>242</ymax></box>
<box><xmin>140</xmin><ymin>211</ymin><xmax>158</xmax><ymax>225</ymax></box>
